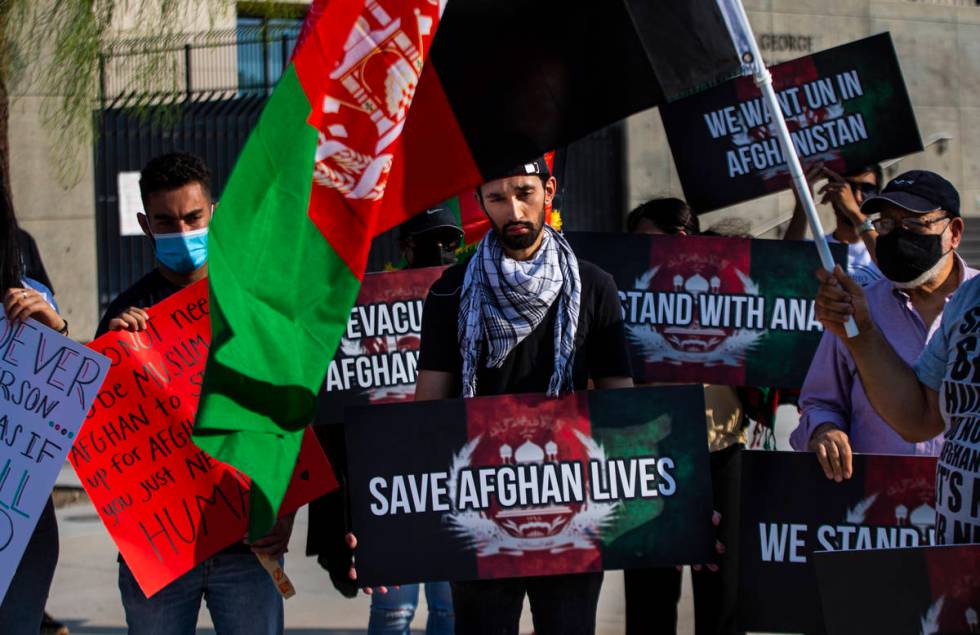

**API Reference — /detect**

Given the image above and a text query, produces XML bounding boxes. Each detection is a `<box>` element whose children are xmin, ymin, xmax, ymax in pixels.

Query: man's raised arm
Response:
<box><xmin>814</xmin><ymin>266</ymin><xmax>944</xmax><ymax>442</ymax></box>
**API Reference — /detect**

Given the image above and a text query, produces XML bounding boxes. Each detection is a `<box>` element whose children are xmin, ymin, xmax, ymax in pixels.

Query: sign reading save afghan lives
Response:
<box><xmin>566</xmin><ymin>232</ymin><xmax>846</xmax><ymax>388</ymax></box>
<box><xmin>70</xmin><ymin>280</ymin><xmax>336</xmax><ymax>597</ymax></box>
<box><xmin>813</xmin><ymin>545</ymin><xmax>980</xmax><ymax>635</ymax></box>
<box><xmin>738</xmin><ymin>451</ymin><xmax>937</xmax><ymax>634</ymax></box>
<box><xmin>316</xmin><ymin>266</ymin><xmax>446</xmax><ymax>424</ymax></box>
<box><xmin>660</xmin><ymin>33</ymin><xmax>922</xmax><ymax>212</ymax></box>
<box><xmin>0</xmin><ymin>319</ymin><xmax>109</xmax><ymax>602</ymax></box>
<box><xmin>345</xmin><ymin>386</ymin><xmax>714</xmax><ymax>586</ymax></box>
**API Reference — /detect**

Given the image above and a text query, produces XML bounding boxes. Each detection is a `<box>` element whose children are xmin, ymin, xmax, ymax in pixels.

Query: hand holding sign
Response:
<box><xmin>814</xmin><ymin>266</ymin><xmax>874</xmax><ymax>338</ymax></box>
<box><xmin>2</xmin><ymin>287</ymin><xmax>65</xmax><ymax>333</ymax></box>
<box><xmin>807</xmin><ymin>423</ymin><xmax>854</xmax><ymax>483</ymax></box>
<box><xmin>107</xmin><ymin>306</ymin><xmax>151</xmax><ymax>332</ymax></box>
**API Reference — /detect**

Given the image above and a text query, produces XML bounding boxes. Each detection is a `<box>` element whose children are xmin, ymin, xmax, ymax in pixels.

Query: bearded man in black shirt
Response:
<box><xmin>349</xmin><ymin>158</ymin><xmax>633</xmax><ymax>635</ymax></box>
<box><xmin>98</xmin><ymin>152</ymin><xmax>293</xmax><ymax>635</ymax></box>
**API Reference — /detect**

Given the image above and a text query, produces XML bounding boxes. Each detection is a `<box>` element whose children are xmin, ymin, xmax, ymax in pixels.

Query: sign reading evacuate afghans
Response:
<box><xmin>659</xmin><ymin>33</ymin><xmax>922</xmax><ymax>212</ymax></box>
<box><xmin>71</xmin><ymin>280</ymin><xmax>337</xmax><ymax>597</ymax></box>
<box><xmin>0</xmin><ymin>318</ymin><xmax>109</xmax><ymax>602</ymax></box>
<box><xmin>316</xmin><ymin>267</ymin><xmax>446</xmax><ymax>424</ymax></box>
<box><xmin>738</xmin><ymin>451</ymin><xmax>938</xmax><ymax>634</ymax></box>
<box><xmin>344</xmin><ymin>386</ymin><xmax>714</xmax><ymax>586</ymax></box>
<box><xmin>566</xmin><ymin>232</ymin><xmax>846</xmax><ymax>388</ymax></box>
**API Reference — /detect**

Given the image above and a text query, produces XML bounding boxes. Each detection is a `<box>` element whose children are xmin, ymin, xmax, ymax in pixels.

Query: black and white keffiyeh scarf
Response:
<box><xmin>458</xmin><ymin>225</ymin><xmax>581</xmax><ymax>398</ymax></box>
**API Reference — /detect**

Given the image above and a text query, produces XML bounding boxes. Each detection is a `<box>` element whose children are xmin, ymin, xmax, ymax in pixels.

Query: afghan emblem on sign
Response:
<box><xmin>445</xmin><ymin>413</ymin><xmax>618</xmax><ymax>557</ymax></box>
<box><xmin>627</xmin><ymin>251</ymin><xmax>764</xmax><ymax>367</ymax></box>
<box><xmin>313</xmin><ymin>0</ymin><xmax>439</xmax><ymax>200</ymax></box>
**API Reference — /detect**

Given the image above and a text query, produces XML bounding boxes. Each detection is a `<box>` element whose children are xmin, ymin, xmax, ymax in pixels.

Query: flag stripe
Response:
<box><xmin>194</xmin><ymin>64</ymin><xmax>362</xmax><ymax>538</ymax></box>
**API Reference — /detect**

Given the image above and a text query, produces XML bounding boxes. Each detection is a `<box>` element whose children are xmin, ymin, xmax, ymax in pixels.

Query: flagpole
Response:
<box><xmin>717</xmin><ymin>0</ymin><xmax>859</xmax><ymax>338</ymax></box>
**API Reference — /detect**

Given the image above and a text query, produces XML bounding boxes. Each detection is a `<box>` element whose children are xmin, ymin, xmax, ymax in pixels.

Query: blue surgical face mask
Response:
<box><xmin>153</xmin><ymin>227</ymin><xmax>208</xmax><ymax>273</ymax></box>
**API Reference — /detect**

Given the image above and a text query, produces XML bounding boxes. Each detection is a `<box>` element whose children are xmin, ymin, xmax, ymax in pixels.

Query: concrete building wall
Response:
<box><xmin>626</xmin><ymin>0</ymin><xmax>980</xmax><ymax>237</ymax></box>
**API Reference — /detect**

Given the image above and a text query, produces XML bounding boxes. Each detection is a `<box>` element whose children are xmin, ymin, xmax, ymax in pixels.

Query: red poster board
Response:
<box><xmin>70</xmin><ymin>279</ymin><xmax>337</xmax><ymax>597</ymax></box>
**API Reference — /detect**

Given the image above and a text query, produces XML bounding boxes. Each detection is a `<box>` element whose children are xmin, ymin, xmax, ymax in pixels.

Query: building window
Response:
<box><xmin>236</xmin><ymin>10</ymin><xmax>304</xmax><ymax>93</ymax></box>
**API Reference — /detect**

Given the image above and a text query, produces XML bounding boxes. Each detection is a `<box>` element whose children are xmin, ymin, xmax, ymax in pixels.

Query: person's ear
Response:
<box><xmin>137</xmin><ymin>213</ymin><xmax>152</xmax><ymax>239</ymax></box>
<box><xmin>948</xmin><ymin>217</ymin><xmax>964</xmax><ymax>249</ymax></box>
<box><xmin>544</xmin><ymin>176</ymin><xmax>557</xmax><ymax>202</ymax></box>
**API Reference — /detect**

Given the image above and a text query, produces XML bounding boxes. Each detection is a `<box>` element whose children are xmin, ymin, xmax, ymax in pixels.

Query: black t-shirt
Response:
<box><xmin>418</xmin><ymin>259</ymin><xmax>632</xmax><ymax>395</ymax></box>
<box><xmin>96</xmin><ymin>269</ymin><xmax>182</xmax><ymax>338</ymax></box>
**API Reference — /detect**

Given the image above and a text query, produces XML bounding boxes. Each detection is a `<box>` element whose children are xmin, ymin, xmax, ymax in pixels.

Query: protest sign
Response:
<box><xmin>345</xmin><ymin>385</ymin><xmax>713</xmax><ymax>586</ymax></box>
<box><xmin>814</xmin><ymin>545</ymin><xmax>980</xmax><ymax>635</ymax></box>
<box><xmin>0</xmin><ymin>318</ymin><xmax>109</xmax><ymax>602</ymax></box>
<box><xmin>566</xmin><ymin>232</ymin><xmax>846</xmax><ymax>388</ymax></box>
<box><xmin>71</xmin><ymin>279</ymin><xmax>336</xmax><ymax>598</ymax></box>
<box><xmin>660</xmin><ymin>33</ymin><xmax>922</xmax><ymax>212</ymax></box>
<box><xmin>738</xmin><ymin>451</ymin><xmax>937</xmax><ymax>633</ymax></box>
<box><xmin>316</xmin><ymin>266</ymin><xmax>446</xmax><ymax>424</ymax></box>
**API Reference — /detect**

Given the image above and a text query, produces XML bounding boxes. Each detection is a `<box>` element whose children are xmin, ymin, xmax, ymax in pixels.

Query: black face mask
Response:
<box><xmin>875</xmin><ymin>227</ymin><xmax>947</xmax><ymax>284</ymax></box>
<box><xmin>410</xmin><ymin>240</ymin><xmax>458</xmax><ymax>268</ymax></box>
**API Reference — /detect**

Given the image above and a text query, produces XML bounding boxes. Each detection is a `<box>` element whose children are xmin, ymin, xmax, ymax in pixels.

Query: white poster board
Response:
<box><xmin>0</xmin><ymin>318</ymin><xmax>109</xmax><ymax>602</ymax></box>
<box><xmin>117</xmin><ymin>171</ymin><xmax>145</xmax><ymax>237</ymax></box>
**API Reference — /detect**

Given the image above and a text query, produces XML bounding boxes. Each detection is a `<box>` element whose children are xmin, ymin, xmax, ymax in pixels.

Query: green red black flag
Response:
<box><xmin>194</xmin><ymin>0</ymin><xmax>743</xmax><ymax>539</ymax></box>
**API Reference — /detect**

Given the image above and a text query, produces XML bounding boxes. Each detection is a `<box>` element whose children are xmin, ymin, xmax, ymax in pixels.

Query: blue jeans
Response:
<box><xmin>118</xmin><ymin>551</ymin><xmax>283</xmax><ymax>635</ymax></box>
<box><xmin>368</xmin><ymin>582</ymin><xmax>454</xmax><ymax>635</ymax></box>
<box><xmin>0</xmin><ymin>498</ymin><xmax>58</xmax><ymax>634</ymax></box>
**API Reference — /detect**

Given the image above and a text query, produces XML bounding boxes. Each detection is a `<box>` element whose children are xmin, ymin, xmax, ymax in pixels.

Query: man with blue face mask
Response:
<box><xmin>96</xmin><ymin>152</ymin><xmax>294</xmax><ymax>634</ymax></box>
<box><xmin>97</xmin><ymin>152</ymin><xmax>212</xmax><ymax>333</ymax></box>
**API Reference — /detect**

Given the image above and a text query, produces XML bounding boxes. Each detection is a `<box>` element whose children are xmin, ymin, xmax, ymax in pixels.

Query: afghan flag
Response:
<box><xmin>345</xmin><ymin>386</ymin><xmax>714</xmax><ymax>585</ymax></box>
<box><xmin>193</xmin><ymin>0</ymin><xmax>743</xmax><ymax>539</ymax></box>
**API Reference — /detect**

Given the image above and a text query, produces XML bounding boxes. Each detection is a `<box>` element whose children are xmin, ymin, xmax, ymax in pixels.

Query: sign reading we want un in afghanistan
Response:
<box><xmin>659</xmin><ymin>33</ymin><xmax>922</xmax><ymax>212</ymax></box>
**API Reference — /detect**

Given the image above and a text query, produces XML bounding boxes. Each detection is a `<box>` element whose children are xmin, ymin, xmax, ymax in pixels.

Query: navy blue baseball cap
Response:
<box><xmin>861</xmin><ymin>170</ymin><xmax>960</xmax><ymax>217</ymax></box>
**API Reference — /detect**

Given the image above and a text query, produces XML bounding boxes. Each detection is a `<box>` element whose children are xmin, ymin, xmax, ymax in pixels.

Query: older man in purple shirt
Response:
<box><xmin>791</xmin><ymin>170</ymin><xmax>975</xmax><ymax>481</ymax></box>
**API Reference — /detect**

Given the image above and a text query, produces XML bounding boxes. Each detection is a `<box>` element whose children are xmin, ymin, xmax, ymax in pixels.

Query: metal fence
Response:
<box><xmin>98</xmin><ymin>26</ymin><xmax>300</xmax><ymax>108</ymax></box>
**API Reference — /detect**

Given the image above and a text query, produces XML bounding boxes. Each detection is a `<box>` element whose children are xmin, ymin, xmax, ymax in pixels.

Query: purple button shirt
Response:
<box><xmin>791</xmin><ymin>256</ymin><xmax>978</xmax><ymax>455</ymax></box>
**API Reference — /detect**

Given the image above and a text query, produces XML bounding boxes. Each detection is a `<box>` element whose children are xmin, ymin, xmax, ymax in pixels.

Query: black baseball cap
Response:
<box><xmin>399</xmin><ymin>205</ymin><xmax>462</xmax><ymax>240</ymax></box>
<box><xmin>861</xmin><ymin>170</ymin><xmax>960</xmax><ymax>217</ymax></box>
<box><xmin>499</xmin><ymin>156</ymin><xmax>551</xmax><ymax>178</ymax></box>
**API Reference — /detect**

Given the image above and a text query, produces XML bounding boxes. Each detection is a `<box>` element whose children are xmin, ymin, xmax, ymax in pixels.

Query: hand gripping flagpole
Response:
<box><xmin>716</xmin><ymin>0</ymin><xmax>859</xmax><ymax>338</ymax></box>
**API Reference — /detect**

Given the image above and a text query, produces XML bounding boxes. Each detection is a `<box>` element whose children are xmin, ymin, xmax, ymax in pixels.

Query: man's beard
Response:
<box><xmin>891</xmin><ymin>250</ymin><xmax>953</xmax><ymax>289</ymax></box>
<box><xmin>493</xmin><ymin>215</ymin><xmax>545</xmax><ymax>251</ymax></box>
